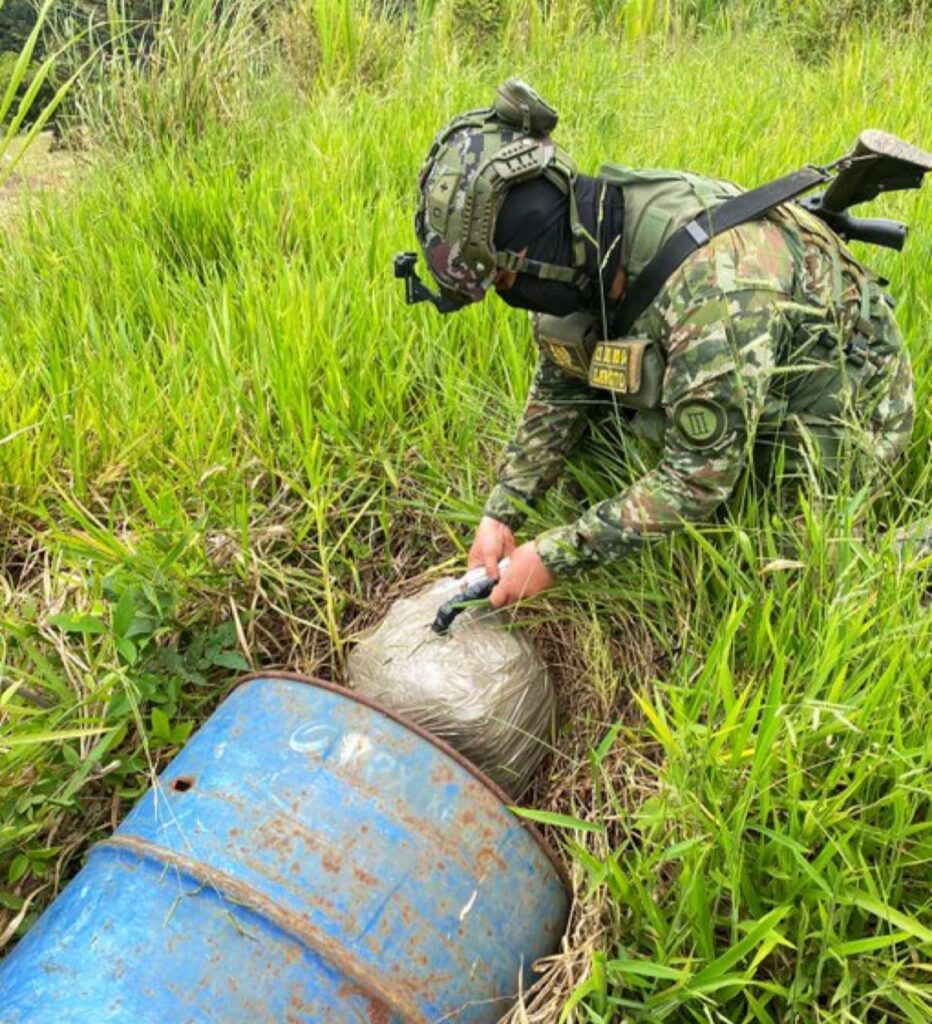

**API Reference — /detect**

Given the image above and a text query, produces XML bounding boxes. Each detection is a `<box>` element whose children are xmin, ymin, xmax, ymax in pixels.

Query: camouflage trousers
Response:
<box><xmin>752</xmin><ymin>284</ymin><xmax>915</xmax><ymax>491</ymax></box>
<box><xmin>583</xmin><ymin>310</ymin><xmax>916</xmax><ymax>504</ymax></box>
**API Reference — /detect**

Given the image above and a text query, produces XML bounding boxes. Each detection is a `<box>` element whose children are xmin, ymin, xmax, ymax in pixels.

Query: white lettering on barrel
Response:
<box><xmin>287</xmin><ymin>721</ymin><xmax>459</xmax><ymax>827</ymax></box>
<box><xmin>337</xmin><ymin>732</ymin><xmax>373</xmax><ymax>765</ymax></box>
<box><xmin>425</xmin><ymin>792</ymin><xmax>458</xmax><ymax>825</ymax></box>
<box><xmin>458</xmin><ymin>888</ymin><xmax>479</xmax><ymax>921</ymax></box>
<box><xmin>289</xmin><ymin>722</ymin><xmax>339</xmax><ymax>757</ymax></box>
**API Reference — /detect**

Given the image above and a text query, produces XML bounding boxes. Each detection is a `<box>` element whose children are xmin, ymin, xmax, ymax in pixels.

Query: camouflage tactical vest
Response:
<box><xmin>534</xmin><ymin>166</ymin><xmax>743</xmax><ymax>407</ymax></box>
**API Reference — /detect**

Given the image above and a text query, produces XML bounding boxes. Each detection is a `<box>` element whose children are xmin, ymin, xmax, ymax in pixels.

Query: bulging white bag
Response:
<box><xmin>347</xmin><ymin>579</ymin><xmax>554</xmax><ymax>798</ymax></box>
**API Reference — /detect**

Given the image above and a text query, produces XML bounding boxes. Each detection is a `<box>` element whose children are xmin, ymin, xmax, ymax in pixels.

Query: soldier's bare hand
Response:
<box><xmin>468</xmin><ymin>516</ymin><xmax>517</xmax><ymax>580</ymax></box>
<box><xmin>489</xmin><ymin>541</ymin><xmax>555</xmax><ymax>608</ymax></box>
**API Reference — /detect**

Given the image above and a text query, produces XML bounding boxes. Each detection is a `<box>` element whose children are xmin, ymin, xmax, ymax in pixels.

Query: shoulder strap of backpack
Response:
<box><xmin>610</xmin><ymin>166</ymin><xmax>829</xmax><ymax>336</ymax></box>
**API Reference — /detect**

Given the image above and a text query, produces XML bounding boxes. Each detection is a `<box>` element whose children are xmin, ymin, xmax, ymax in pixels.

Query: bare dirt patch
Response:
<box><xmin>0</xmin><ymin>132</ymin><xmax>79</xmax><ymax>223</ymax></box>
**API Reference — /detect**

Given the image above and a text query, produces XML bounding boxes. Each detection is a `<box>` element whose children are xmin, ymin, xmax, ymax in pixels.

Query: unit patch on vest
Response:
<box><xmin>588</xmin><ymin>340</ymin><xmax>647</xmax><ymax>394</ymax></box>
<box><xmin>537</xmin><ymin>331</ymin><xmax>593</xmax><ymax>377</ymax></box>
<box><xmin>542</xmin><ymin>340</ymin><xmax>587</xmax><ymax>375</ymax></box>
<box><xmin>673</xmin><ymin>399</ymin><xmax>727</xmax><ymax>448</ymax></box>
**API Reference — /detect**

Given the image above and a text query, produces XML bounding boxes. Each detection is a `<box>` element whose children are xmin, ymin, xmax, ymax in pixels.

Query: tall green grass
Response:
<box><xmin>1</xmin><ymin>1</ymin><xmax>930</xmax><ymax>1019</ymax></box>
<box><xmin>0</xmin><ymin>0</ymin><xmax>84</xmax><ymax>174</ymax></box>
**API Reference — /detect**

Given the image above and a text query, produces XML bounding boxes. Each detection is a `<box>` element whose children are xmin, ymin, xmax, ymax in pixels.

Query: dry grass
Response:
<box><xmin>0</xmin><ymin>132</ymin><xmax>80</xmax><ymax>223</ymax></box>
<box><xmin>506</xmin><ymin>611</ymin><xmax>665</xmax><ymax>1021</ymax></box>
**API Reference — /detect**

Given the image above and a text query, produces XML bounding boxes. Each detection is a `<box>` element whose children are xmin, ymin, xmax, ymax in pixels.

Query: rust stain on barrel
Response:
<box><xmin>100</xmin><ymin>834</ymin><xmax>430</xmax><ymax>1023</ymax></box>
<box><xmin>367</xmin><ymin>999</ymin><xmax>390</xmax><ymax>1024</ymax></box>
<box><xmin>353</xmin><ymin>866</ymin><xmax>377</xmax><ymax>888</ymax></box>
<box><xmin>476</xmin><ymin>846</ymin><xmax>508</xmax><ymax>873</ymax></box>
<box><xmin>430</xmin><ymin>764</ymin><xmax>455</xmax><ymax>785</ymax></box>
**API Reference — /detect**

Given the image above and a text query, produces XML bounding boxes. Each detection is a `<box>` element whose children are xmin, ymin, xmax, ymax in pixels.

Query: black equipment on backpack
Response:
<box><xmin>609</xmin><ymin>130</ymin><xmax>932</xmax><ymax>336</ymax></box>
<box><xmin>797</xmin><ymin>130</ymin><xmax>932</xmax><ymax>252</ymax></box>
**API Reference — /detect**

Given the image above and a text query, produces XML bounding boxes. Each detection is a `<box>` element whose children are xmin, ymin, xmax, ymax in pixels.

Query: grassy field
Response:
<box><xmin>1</xmin><ymin>1</ymin><xmax>930</xmax><ymax>1020</ymax></box>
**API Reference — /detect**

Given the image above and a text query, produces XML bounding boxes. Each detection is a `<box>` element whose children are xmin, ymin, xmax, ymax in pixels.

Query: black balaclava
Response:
<box><xmin>493</xmin><ymin>173</ymin><xmax>624</xmax><ymax>317</ymax></box>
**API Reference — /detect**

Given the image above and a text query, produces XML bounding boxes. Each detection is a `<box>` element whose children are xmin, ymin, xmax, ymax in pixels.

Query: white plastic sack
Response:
<box><xmin>347</xmin><ymin>579</ymin><xmax>554</xmax><ymax>798</ymax></box>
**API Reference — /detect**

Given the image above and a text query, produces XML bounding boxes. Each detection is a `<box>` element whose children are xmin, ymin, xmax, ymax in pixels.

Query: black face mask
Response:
<box><xmin>493</xmin><ymin>175</ymin><xmax>624</xmax><ymax>316</ymax></box>
<box><xmin>498</xmin><ymin>275</ymin><xmax>588</xmax><ymax>317</ymax></box>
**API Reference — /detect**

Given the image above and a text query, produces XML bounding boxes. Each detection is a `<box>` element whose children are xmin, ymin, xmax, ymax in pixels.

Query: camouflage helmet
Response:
<box><xmin>415</xmin><ymin>79</ymin><xmax>590</xmax><ymax>308</ymax></box>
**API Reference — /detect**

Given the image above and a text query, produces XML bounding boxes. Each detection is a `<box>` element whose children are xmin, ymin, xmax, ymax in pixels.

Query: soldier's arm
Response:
<box><xmin>483</xmin><ymin>348</ymin><xmax>594</xmax><ymax>531</ymax></box>
<box><xmin>534</xmin><ymin>244</ymin><xmax>789</xmax><ymax>575</ymax></box>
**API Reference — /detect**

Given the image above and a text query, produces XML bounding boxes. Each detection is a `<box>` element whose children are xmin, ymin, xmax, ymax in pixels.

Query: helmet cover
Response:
<box><xmin>416</xmin><ymin>123</ymin><xmax>524</xmax><ymax>304</ymax></box>
<box><xmin>415</xmin><ymin>105</ymin><xmax>578</xmax><ymax>307</ymax></box>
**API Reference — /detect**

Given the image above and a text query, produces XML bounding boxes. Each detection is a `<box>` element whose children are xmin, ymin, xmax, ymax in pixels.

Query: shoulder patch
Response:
<box><xmin>672</xmin><ymin>398</ymin><xmax>728</xmax><ymax>448</ymax></box>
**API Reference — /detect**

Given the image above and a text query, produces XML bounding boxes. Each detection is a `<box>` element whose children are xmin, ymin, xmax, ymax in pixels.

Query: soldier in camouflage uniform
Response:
<box><xmin>413</xmin><ymin>81</ymin><xmax>916</xmax><ymax>606</ymax></box>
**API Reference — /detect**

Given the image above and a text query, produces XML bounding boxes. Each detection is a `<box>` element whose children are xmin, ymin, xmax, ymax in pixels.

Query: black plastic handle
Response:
<box><xmin>431</xmin><ymin>576</ymin><xmax>498</xmax><ymax>635</ymax></box>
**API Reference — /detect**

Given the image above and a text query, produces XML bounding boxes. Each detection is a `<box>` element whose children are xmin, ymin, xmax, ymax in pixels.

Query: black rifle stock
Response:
<box><xmin>800</xmin><ymin>129</ymin><xmax>932</xmax><ymax>250</ymax></box>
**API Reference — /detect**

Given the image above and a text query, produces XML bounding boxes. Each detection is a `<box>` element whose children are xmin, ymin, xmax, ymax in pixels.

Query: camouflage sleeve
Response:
<box><xmin>483</xmin><ymin>349</ymin><xmax>593</xmax><ymax>531</ymax></box>
<box><xmin>535</xmin><ymin>232</ymin><xmax>791</xmax><ymax>576</ymax></box>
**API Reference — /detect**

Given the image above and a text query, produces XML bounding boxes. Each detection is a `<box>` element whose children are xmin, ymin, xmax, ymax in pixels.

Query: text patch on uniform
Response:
<box><xmin>588</xmin><ymin>340</ymin><xmax>648</xmax><ymax>394</ymax></box>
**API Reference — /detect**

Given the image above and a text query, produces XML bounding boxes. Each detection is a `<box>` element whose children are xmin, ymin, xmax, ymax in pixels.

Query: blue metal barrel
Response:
<box><xmin>0</xmin><ymin>674</ymin><xmax>569</xmax><ymax>1023</ymax></box>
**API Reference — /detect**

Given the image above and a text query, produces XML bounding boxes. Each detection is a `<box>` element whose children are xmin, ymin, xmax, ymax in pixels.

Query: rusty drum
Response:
<box><xmin>0</xmin><ymin>674</ymin><xmax>569</xmax><ymax>1023</ymax></box>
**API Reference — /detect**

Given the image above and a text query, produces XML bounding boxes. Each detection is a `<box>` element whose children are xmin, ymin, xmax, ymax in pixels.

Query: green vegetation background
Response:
<box><xmin>0</xmin><ymin>1</ymin><xmax>159</xmax><ymax>50</ymax></box>
<box><xmin>0</xmin><ymin>2</ymin><xmax>930</xmax><ymax>1021</ymax></box>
